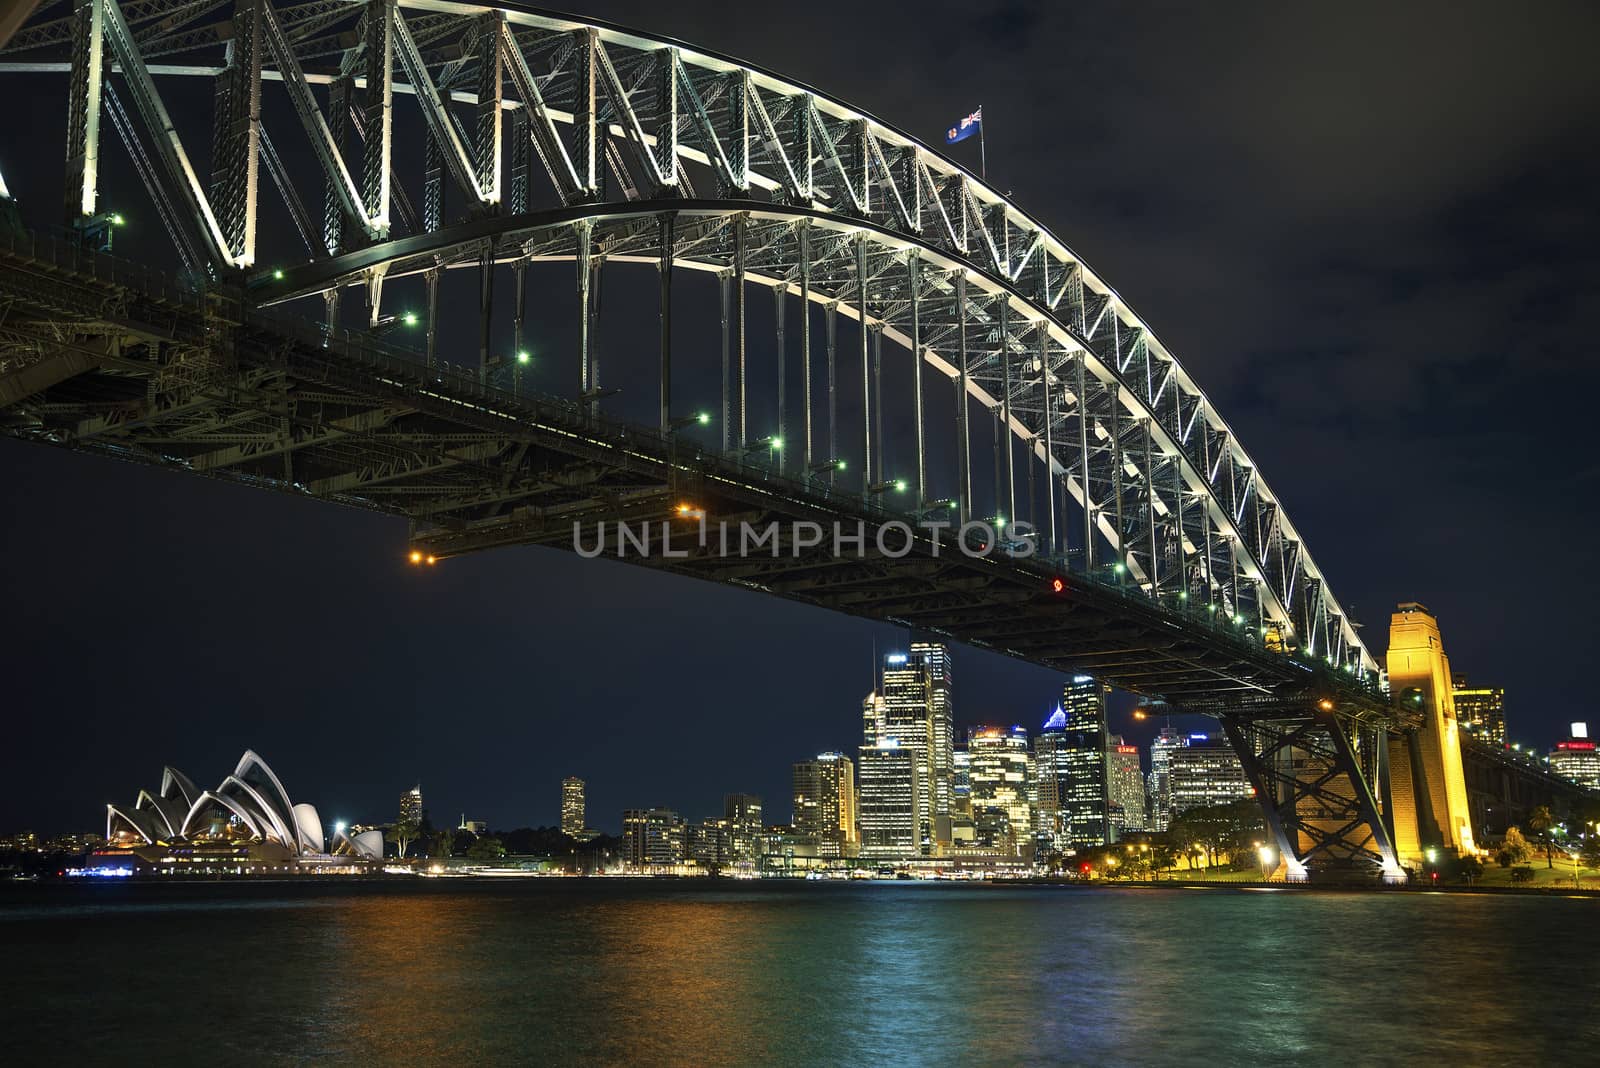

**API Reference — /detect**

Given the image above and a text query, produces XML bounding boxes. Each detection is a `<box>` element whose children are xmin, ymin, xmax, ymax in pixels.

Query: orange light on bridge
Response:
<box><xmin>1051</xmin><ymin>578</ymin><xmax>1065</xmax><ymax>594</ymax></box>
<box><xmin>425</xmin><ymin>555</ymin><xmax>437</xmax><ymax>566</ymax></box>
<box><xmin>409</xmin><ymin>550</ymin><xmax>423</xmax><ymax>565</ymax></box>
<box><xmin>1132</xmin><ymin>709</ymin><xmax>1148</xmax><ymax>721</ymax></box>
<box><xmin>1317</xmin><ymin>698</ymin><xmax>1334</xmax><ymax>712</ymax></box>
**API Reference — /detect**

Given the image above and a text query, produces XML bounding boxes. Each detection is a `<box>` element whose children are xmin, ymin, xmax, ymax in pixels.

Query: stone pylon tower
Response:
<box><xmin>1386</xmin><ymin>603</ymin><xmax>1476</xmax><ymax>865</ymax></box>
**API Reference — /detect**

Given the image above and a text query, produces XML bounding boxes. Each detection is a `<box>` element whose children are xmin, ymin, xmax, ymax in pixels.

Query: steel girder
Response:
<box><xmin>249</xmin><ymin>200</ymin><xmax>1376</xmax><ymax>688</ymax></box>
<box><xmin>1221</xmin><ymin>708</ymin><xmax>1402</xmax><ymax>880</ymax></box>
<box><xmin>0</xmin><ymin>228</ymin><xmax>1388</xmax><ymax>715</ymax></box>
<box><xmin>3</xmin><ymin>0</ymin><xmax>1373</xmax><ymax>676</ymax></box>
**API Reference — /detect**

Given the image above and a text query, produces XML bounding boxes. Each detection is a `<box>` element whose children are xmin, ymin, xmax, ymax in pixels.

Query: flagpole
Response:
<box><xmin>979</xmin><ymin>105</ymin><xmax>986</xmax><ymax>180</ymax></box>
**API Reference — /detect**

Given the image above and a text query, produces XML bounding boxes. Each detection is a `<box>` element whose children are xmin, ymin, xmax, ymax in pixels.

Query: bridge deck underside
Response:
<box><xmin>0</xmin><ymin>240</ymin><xmax>1385</xmax><ymax>714</ymax></box>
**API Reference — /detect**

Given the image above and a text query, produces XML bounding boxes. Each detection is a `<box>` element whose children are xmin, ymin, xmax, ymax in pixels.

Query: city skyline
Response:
<box><xmin>8</xmin><ymin>626</ymin><xmax>1571</xmax><ymax>841</ymax></box>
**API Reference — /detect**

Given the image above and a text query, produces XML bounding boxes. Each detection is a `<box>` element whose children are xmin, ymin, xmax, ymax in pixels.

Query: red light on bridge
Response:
<box><xmin>1051</xmin><ymin>578</ymin><xmax>1064</xmax><ymax>594</ymax></box>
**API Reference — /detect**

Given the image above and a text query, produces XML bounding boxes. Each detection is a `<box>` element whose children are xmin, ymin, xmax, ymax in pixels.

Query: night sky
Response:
<box><xmin>3</xmin><ymin>0</ymin><xmax>1598</xmax><ymax>836</ymax></box>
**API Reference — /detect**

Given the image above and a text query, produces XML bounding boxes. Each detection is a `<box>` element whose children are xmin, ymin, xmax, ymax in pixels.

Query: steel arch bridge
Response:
<box><xmin>0</xmin><ymin>0</ymin><xmax>1418</xmax><ymax>878</ymax></box>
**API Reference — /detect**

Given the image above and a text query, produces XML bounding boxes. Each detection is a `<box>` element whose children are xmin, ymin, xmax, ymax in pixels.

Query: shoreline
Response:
<box><xmin>4</xmin><ymin>872</ymin><xmax>1598</xmax><ymax>898</ymax></box>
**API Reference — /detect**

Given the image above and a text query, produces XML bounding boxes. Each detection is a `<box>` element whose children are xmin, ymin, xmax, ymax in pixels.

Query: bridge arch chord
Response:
<box><xmin>0</xmin><ymin>0</ymin><xmax>1372</xmax><ymax>675</ymax></box>
<box><xmin>253</xmin><ymin>196</ymin><xmax>1374</xmax><ymax>681</ymax></box>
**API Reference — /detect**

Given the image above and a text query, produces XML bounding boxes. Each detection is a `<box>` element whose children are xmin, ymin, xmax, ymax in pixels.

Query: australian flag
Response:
<box><xmin>946</xmin><ymin>107</ymin><xmax>982</xmax><ymax>145</ymax></box>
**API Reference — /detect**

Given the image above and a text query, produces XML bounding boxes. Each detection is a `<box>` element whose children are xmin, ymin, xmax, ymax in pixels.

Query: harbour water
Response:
<box><xmin>3</xmin><ymin>880</ymin><xmax>1596</xmax><ymax>1065</ymax></box>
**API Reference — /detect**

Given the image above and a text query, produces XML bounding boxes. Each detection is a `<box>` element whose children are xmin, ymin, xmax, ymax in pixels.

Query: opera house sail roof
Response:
<box><xmin>104</xmin><ymin>750</ymin><xmax>381</xmax><ymax>866</ymax></box>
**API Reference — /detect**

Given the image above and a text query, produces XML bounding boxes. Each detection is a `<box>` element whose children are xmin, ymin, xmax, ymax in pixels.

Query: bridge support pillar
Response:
<box><xmin>1385</xmin><ymin>602</ymin><xmax>1476</xmax><ymax>867</ymax></box>
<box><xmin>1221</xmin><ymin>701</ymin><xmax>1403</xmax><ymax>882</ymax></box>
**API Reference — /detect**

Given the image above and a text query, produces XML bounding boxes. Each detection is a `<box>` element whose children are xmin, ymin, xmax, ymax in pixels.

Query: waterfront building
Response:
<box><xmin>458</xmin><ymin>816</ymin><xmax>487</xmax><ymax>835</ymax></box>
<box><xmin>622</xmin><ymin>808</ymin><xmax>685</xmax><ymax>868</ymax></box>
<box><xmin>857</xmin><ymin>741</ymin><xmax>921</xmax><ymax>860</ymax></box>
<box><xmin>561</xmin><ymin>777</ymin><xmax>586</xmax><ymax>838</ymax></box>
<box><xmin>967</xmin><ymin>726</ymin><xmax>1032</xmax><ymax>854</ymax></box>
<box><xmin>1105</xmin><ymin>735</ymin><xmax>1147</xmax><ymax>838</ymax></box>
<box><xmin>880</xmin><ymin>642</ymin><xmax>955</xmax><ymax>848</ymax></box>
<box><xmin>1168</xmin><ymin>735</ymin><xmax>1254</xmax><ymax>815</ymax></box>
<box><xmin>759</xmin><ymin>827</ymin><xmax>827</xmax><ymax>875</ymax></box>
<box><xmin>98</xmin><ymin>750</ymin><xmax>383</xmax><ymax>873</ymax></box>
<box><xmin>1549</xmin><ymin>723</ymin><xmax>1600</xmax><ymax>791</ymax></box>
<box><xmin>792</xmin><ymin>753</ymin><xmax>858</xmax><ymax>857</ymax></box>
<box><xmin>687</xmin><ymin>819</ymin><xmax>731</xmax><ymax>868</ymax></box>
<box><xmin>1034</xmin><ymin>676</ymin><xmax>1110</xmax><ymax>849</ymax></box>
<box><xmin>1146</xmin><ymin>726</ymin><xmax>1186</xmax><ymax>831</ymax></box>
<box><xmin>722</xmin><ymin>794</ymin><xmax>764</xmax><ymax>868</ymax></box>
<box><xmin>1451</xmin><ymin>676</ymin><xmax>1507</xmax><ymax>746</ymax></box>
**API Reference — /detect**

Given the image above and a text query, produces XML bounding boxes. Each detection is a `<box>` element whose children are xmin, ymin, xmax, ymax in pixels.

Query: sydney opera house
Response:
<box><xmin>94</xmin><ymin>750</ymin><xmax>384</xmax><ymax>874</ymax></box>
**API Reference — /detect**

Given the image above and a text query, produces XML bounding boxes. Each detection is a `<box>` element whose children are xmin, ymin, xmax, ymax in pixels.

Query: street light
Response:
<box><xmin>740</xmin><ymin>435</ymin><xmax>781</xmax><ymax>455</ymax></box>
<box><xmin>668</xmin><ymin>412</ymin><xmax>712</xmax><ymax>433</ymax></box>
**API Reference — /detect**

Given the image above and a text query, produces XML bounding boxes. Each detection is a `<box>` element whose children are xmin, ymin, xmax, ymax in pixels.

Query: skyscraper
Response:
<box><xmin>792</xmin><ymin>753</ymin><xmax>858</xmax><ymax>858</ymax></box>
<box><xmin>967</xmin><ymin>725</ymin><xmax>1033</xmax><ymax>853</ymax></box>
<box><xmin>1044</xmin><ymin>675</ymin><xmax>1110</xmax><ymax>848</ymax></box>
<box><xmin>1105</xmin><ymin>734</ymin><xmax>1147</xmax><ymax>838</ymax></box>
<box><xmin>857</xmin><ymin>740</ymin><xmax>921</xmax><ymax>860</ymax></box>
<box><xmin>880</xmin><ymin>642</ymin><xmax>954</xmax><ymax>848</ymax></box>
<box><xmin>1034</xmin><ymin>713</ymin><xmax>1067</xmax><ymax>849</ymax></box>
<box><xmin>1146</xmin><ymin>726</ymin><xmax>1186</xmax><ymax>832</ymax></box>
<box><xmin>1451</xmin><ymin>676</ymin><xmax>1507</xmax><ymax>746</ymax></box>
<box><xmin>1168</xmin><ymin>735</ymin><xmax>1253</xmax><ymax>815</ymax></box>
<box><xmin>722</xmin><ymin>794</ymin><xmax>764</xmax><ymax>869</ymax></box>
<box><xmin>560</xmin><ymin>776</ymin><xmax>586</xmax><ymax>838</ymax></box>
<box><xmin>398</xmin><ymin>784</ymin><xmax>422</xmax><ymax>827</ymax></box>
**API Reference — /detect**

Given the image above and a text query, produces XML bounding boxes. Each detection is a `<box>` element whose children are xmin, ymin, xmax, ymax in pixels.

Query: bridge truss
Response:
<box><xmin>0</xmin><ymin>0</ymin><xmax>1413</xmax><ymax>877</ymax></box>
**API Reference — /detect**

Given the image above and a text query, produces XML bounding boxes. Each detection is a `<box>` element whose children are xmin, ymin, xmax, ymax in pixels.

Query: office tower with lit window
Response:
<box><xmin>1146</xmin><ymin>726</ymin><xmax>1186</xmax><ymax>831</ymax></box>
<box><xmin>1036</xmin><ymin>676</ymin><xmax>1110</xmax><ymax>848</ymax></box>
<box><xmin>880</xmin><ymin>642</ymin><xmax>954</xmax><ymax>849</ymax></box>
<box><xmin>1451</xmin><ymin>676</ymin><xmax>1507</xmax><ymax>746</ymax></box>
<box><xmin>1034</xmin><ymin>713</ymin><xmax>1067</xmax><ymax>849</ymax></box>
<box><xmin>1549</xmin><ymin>723</ymin><xmax>1600</xmax><ymax>790</ymax></box>
<box><xmin>722</xmin><ymin>794</ymin><xmax>764</xmax><ymax>868</ymax></box>
<box><xmin>1105</xmin><ymin>735</ymin><xmax>1147</xmax><ymax>837</ymax></box>
<box><xmin>560</xmin><ymin>777</ymin><xmax>586</xmax><ymax>838</ymax></box>
<box><xmin>622</xmin><ymin>808</ymin><xmax>686</xmax><ymax>868</ymax></box>
<box><xmin>1168</xmin><ymin>735</ymin><xmax>1253</xmax><ymax>815</ymax></box>
<box><xmin>967</xmin><ymin>726</ymin><xmax>1033</xmax><ymax>853</ymax></box>
<box><xmin>857</xmin><ymin>741</ymin><xmax>921</xmax><ymax>860</ymax></box>
<box><xmin>793</xmin><ymin>753</ymin><xmax>858</xmax><ymax>857</ymax></box>
<box><xmin>687</xmin><ymin>819</ymin><xmax>730</xmax><ymax>868</ymax></box>
<box><xmin>399</xmin><ymin>784</ymin><xmax>423</xmax><ymax>827</ymax></box>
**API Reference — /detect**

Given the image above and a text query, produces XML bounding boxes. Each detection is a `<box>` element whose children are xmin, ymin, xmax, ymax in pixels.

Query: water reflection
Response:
<box><xmin>2</xmin><ymin>882</ymin><xmax>1597</xmax><ymax>1065</ymax></box>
